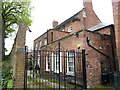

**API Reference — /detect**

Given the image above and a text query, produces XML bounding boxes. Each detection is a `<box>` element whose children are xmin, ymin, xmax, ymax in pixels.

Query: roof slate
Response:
<box><xmin>53</xmin><ymin>9</ymin><xmax>83</xmax><ymax>30</ymax></box>
<box><xmin>88</xmin><ymin>23</ymin><xmax>112</xmax><ymax>31</ymax></box>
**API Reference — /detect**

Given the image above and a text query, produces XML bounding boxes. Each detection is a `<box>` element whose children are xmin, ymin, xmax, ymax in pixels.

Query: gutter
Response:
<box><xmin>41</xmin><ymin>30</ymin><xmax>83</xmax><ymax>48</ymax></box>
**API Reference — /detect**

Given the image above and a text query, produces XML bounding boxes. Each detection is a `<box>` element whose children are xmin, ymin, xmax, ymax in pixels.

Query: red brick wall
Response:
<box><xmin>48</xmin><ymin>30</ymin><xmax>69</xmax><ymax>43</ymax></box>
<box><xmin>97</xmin><ymin>27</ymin><xmax>111</xmax><ymax>35</ymax></box>
<box><xmin>34</xmin><ymin>32</ymin><xmax>47</xmax><ymax>50</ymax></box>
<box><xmin>83</xmin><ymin>1</ymin><xmax>101</xmax><ymax>29</ymax></box>
<box><xmin>40</xmin><ymin>30</ymin><xmax>113</xmax><ymax>87</ymax></box>
<box><xmin>112</xmin><ymin>1</ymin><xmax>120</xmax><ymax>70</ymax></box>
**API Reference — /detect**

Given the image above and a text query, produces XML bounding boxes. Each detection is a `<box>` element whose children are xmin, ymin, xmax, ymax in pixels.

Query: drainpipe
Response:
<box><xmin>110</xmin><ymin>25</ymin><xmax>118</xmax><ymax>71</ymax></box>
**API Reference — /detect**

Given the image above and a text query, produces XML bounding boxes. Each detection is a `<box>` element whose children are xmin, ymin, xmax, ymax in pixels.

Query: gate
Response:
<box><xmin>24</xmin><ymin>46</ymin><xmax>87</xmax><ymax>89</ymax></box>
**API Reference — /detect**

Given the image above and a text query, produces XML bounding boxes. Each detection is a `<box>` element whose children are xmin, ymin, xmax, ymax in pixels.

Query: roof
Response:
<box><xmin>88</xmin><ymin>23</ymin><xmax>112</xmax><ymax>31</ymax></box>
<box><xmin>53</xmin><ymin>9</ymin><xmax>83</xmax><ymax>30</ymax></box>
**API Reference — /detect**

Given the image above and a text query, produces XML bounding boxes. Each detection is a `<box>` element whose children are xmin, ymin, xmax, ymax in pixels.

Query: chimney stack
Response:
<box><xmin>53</xmin><ymin>20</ymin><xmax>58</xmax><ymax>28</ymax></box>
<box><xmin>83</xmin><ymin>0</ymin><xmax>93</xmax><ymax>11</ymax></box>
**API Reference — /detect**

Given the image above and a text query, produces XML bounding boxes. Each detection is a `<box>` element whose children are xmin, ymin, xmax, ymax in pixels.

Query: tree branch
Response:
<box><xmin>4</xmin><ymin>7</ymin><xmax>16</xmax><ymax>16</ymax></box>
<box><xmin>5</xmin><ymin>21</ymin><xmax>17</xmax><ymax>28</ymax></box>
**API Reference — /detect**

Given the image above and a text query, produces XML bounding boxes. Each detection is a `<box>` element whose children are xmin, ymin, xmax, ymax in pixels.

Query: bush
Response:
<box><xmin>0</xmin><ymin>61</ymin><xmax>13</xmax><ymax>89</ymax></box>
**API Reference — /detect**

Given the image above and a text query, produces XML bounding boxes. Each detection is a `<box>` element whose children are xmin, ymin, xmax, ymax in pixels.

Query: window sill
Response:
<box><xmin>45</xmin><ymin>70</ymin><xmax>50</xmax><ymax>72</ymax></box>
<box><xmin>66</xmin><ymin>72</ymin><xmax>74</xmax><ymax>76</ymax></box>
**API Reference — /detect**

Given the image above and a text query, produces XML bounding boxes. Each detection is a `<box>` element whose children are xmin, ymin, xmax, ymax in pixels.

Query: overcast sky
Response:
<box><xmin>5</xmin><ymin>0</ymin><xmax>114</xmax><ymax>54</ymax></box>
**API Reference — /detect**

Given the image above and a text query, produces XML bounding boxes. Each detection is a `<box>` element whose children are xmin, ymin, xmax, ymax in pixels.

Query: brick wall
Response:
<box><xmin>33</xmin><ymin>0</ymin><xmax>114</xmax><ymax>88</ymax></box>
<box><xmin>112</xmin><ymin>0</ymin><xmax>120</xmax><ymax>70</ymax></box>
<box><xmin>48</xmin><ymin>30</ymin><xmax>69</xmax><ymax>43</ymax></box>
<box><xmin>9</xmin><ymin>21</ymin><xmax>27</xmax><ymax>88</ymax></box>
<box><xmin>39</xmin><ymin>29</ymin><xmax>113</xmax><ymax>87</ymax></box>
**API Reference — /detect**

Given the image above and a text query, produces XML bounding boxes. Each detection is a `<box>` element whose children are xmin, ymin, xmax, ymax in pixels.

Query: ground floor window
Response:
<box><xmin>37</xmin><ymin>55</ymin><xmax>40</xmax><ymax>67</ymax></box>
<box><xmin>46</xmin><ymin>55</ymin><xmax>50</xmax><ymax>71</ymax></box>
<box><xmin>67</xmin><ymin>51</ymin><xmax>74</xmax><ymax>75</ymax></box>
<box><xmin>52</xmin><ymin>52</ymin><xmax>62</xmax><ymax>73</ymax></box>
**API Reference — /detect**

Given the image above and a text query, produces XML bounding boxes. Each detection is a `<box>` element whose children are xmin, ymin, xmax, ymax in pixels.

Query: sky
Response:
<box><xmin>5</xmin><ymin>0</ymin><xmax>114</xmax><ymax>54</ymax></box>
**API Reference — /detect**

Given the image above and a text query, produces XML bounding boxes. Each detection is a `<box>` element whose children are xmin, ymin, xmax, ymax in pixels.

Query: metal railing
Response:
<box><xmin>25</xmin><ymin>47</ymin><xmax>87</xmax><ymax>89</ymax></box>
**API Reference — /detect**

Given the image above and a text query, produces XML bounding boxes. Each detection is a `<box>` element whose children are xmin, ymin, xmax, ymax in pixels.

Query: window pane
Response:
<box><xmin>69</xmin><ymin>67</ymin><xmax>74</xmax><ymax>72</ymax></box>
<box><xmin>68</xmin><ymin>26</ymin><xmax>72</xmax><ymax>32</ymax></box>
<box><xmin>69</xmin><ymin>62</ymin><xmax>73</xmax><ymax>66</ymax></box>
<box><xmin>68</xmin><ymin>51</ymin><xmax>74</xmax><ymax>72</ymax></box>
<box><xmin>68</xmin><ymin>58</ymin><xmax>74</xmax><ymax>62</ymax></box>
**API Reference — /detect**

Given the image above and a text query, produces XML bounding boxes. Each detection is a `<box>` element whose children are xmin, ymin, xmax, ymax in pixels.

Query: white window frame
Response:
<box><xmin>46</xmin><ymin>55</ymin><xmax>50</xmax><ymax>71</ymax></box>
<box><xmin>66</xmin><ymin>51</ymin><xmax>74</xmax><ymax>76</ymax></box>
<box><xmin>68</xmin><ymin>26</ymin><xmax>72</xmax><ymax>32</ymax></box>
<box><xmin>52</xmin><ymin>52</ymin><xmax>62</xmax><ymax>73</ymax></box>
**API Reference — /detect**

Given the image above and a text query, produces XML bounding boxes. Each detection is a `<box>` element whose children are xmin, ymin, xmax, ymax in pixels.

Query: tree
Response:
<box><xmin>1</xmin><ymin>0</ymin><xmax>32</xmax><ymax>59</ymax></box>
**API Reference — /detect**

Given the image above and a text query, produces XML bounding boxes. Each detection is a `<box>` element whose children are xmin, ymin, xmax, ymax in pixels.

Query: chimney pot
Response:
<box><xmin>53</xmin><ymin>20</ymin><xmax>58</xmax><ymax>28</ymax></box>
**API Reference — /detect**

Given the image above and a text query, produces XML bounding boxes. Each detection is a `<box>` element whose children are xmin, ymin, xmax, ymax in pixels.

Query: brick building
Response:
<box><xmin>33</xmin><ymin>0</ymin><xmax>116</xmax><ymax>87</ymax></box>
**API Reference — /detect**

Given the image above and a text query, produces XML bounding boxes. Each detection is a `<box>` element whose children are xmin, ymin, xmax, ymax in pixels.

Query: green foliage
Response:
<box><xmin>7</xmin><ymin>79</ymin><xmax>13</xmax><ymax>88</ymax></box>
<box><xmin>90</xmin><ymin>85</ymin><xmax>115</xmax><ymax>90</ymax></box>
<box><xmin>0</xmin><ymin>61</ymin><xmax>13</xmax><ymax>89</ymax></box>
<box><xmin>2</xmin><ymin>0</ymin><xmax>32</xmax><ymax>37</ymax></box>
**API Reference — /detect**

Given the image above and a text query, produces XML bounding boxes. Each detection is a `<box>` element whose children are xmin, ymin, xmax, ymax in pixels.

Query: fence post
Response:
<box><xmin>82</xmin><ymin>49</ymin><xmax>87</xmax><ymax>89</ymax></box>
<box><xmin>58</xmin><ymin>41</ymin><xmax>60</xmax><ymax>89</ymax></box>
<box><xmin>24</xmin><ymin>46</ymin><xmax>28</xmax><ymax>88</ymax></box>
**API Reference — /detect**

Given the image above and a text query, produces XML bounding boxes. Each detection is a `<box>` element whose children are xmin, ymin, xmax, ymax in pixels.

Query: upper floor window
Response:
<box><xmin>44</xmin><ymin>37</ymin><xmax>47</xmax><ymax>45</ymax></box>
<box><xmin>51</xmin><ymin>32</ymin><xmax>53</xmax><ymax>42</ymax></box>
<box><xmin>39</xmin><ymin>41</ymin><xmax>42</xmax><ymax>48</ymax></box>
<box><xmin>35</xmin><ymin>43</ymin><xmax>38</xmax><ymax>50</ymax></box>
<box><xmin>68</xmin><ymin>26</ymin><xmax>72</xmax><ymax>32</ymax></box>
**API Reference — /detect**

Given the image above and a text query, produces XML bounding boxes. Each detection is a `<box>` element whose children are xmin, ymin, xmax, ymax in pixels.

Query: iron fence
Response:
<box><xmin>25</xmin><ymin>47</ymin><xmax>87</xmax><ymax>89</ymax></box>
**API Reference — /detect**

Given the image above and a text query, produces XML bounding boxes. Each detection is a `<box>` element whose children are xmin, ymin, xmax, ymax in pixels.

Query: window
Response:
<box><xmin>51</xmin><ymin>32</ymin><xmax>53</xmax><ymax>42</ymax></box>
<box><xmin>35</xmin><ymin>43</ymin><xmax>38</xmax><ymax>50</ymax></box>
<box><xmin>44</xmin><ymin>38</ymin><xmax>47</xmax><ymax>45</ymax></box>
<box><xmin>67</xmin><ymin>51</ymin><xmax>74</xmax><ymax>75</ymax></box>
<box><xmin>46</xmin><ymin>55</ymin><xmax>50</xmax><ymax>71</ymax></box>
<box><xmin>68</xmin><ymin>26</ymin><xmax>72</xmax><ymax>32</ymax></box>
<box><xmin>37</xmin><ymin>55</ymin><xmax>40</xmax><ymax>67</ymax></box>
<box><xmin>39</xmin><ymin>41</ymin><xmax>42</xmax><ymax>49</ymax></box>
<box><xmin>52</xmin><ymin>52</ymin><xmax>62</xmax><ymax>73</ymax></box>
